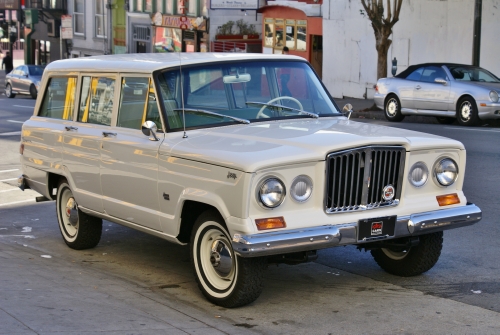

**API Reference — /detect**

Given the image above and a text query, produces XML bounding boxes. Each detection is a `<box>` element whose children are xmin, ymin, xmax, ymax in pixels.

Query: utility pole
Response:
<box><xmin>472</xmin><ymin>0</ymin><xmax>482</xmax><ymax>66</ymax></box>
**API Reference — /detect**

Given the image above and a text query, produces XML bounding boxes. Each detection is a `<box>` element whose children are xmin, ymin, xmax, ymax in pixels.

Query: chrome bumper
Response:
<box><xmin>232</xmin><ymin>203</ymin><xmax>482</xmax><ymax>257</ymax></box>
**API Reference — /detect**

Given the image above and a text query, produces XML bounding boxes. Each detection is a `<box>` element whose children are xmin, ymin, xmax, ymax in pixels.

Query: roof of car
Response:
<box><xmin>395</xmin><ymin>62</ymin><xmax>475</xmax><ymax>78</ymax></box>
<box><xmin>45</xmin><ymin>53</ymin><xmax>305</xmax><ymax>73</ymax></box>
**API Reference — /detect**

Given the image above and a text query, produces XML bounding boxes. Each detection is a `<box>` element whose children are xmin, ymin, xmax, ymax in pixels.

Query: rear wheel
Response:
<box><xmin>435</xmin><ymin>116</ymin><xmax>455</xmax><ymax>124</ymax></box>
<box><xmin>191</xmin><ymin>210</ymin><xmax>267</xmax><ymax>307</ymax></box>
<box><xmin>6</xmin><ymin>84</ymin><xmax>16</xmax><ymax>98</ymax></box>
<box><xmin>371</xmin><ymin>232</ymin><xmax>443</xmax><ymax>277</ymax></box>
<box><xmin>56</xmin><ymin>181</ymin><xmax>102</xmax><ymax>250</ymax></box>
<box><xmin>384</xmin><ymin>95</ymin><xmax>405</xmax><ymax>122</ymax></box>
<box><xmin>30</xmin><ymin>84</ymin><xmax>37</xmax><ymax>99</ymax></box>
<box><xmin>457</xmin><ymin>97</ymin><xmax>479</xmax><ymax>126</ymax></box>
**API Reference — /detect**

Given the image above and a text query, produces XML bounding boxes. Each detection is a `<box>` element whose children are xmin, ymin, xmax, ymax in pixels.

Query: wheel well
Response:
<box><xmin>456</xmin><ymin>94</ymin><xmax>475</xmax><ymax>111</ymax></box>
<box><xmin>47</xmin><ymin>173</ymin><xmax>66</xmax><ymax>200</ymax></box>
<box><xmin>384</xmin><ymin>93</ymin><xmax>398</xmax><ymax>105</ymax></box>
<box><xmin>177</xmin><ymin>201</ymin><xmax>221</xmax><ymax>243</ymax></box>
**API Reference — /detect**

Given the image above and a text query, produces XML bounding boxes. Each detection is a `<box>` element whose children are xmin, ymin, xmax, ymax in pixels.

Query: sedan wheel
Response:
<box><xmin>6</xmin><ymin>84</ymin><xmax>16</xmax><ymax>98</ymax></box>
<box><xmin>457</xmin><ymin>97</ymin><xmax>479</xmax><ymax>126</ymax></box>
<box><xmin>384</xmin><ymin>95</ymin><xmax>404</xmax><ymax>122</ymax></box>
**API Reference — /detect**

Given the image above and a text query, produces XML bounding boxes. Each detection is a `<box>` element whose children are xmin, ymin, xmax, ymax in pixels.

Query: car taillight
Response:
<box><xmin>374</xmin><ymin>85</ymin><xmax>379</xmax><ymax>92</ymax></box>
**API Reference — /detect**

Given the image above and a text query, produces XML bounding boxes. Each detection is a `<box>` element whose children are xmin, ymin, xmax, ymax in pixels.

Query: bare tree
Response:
<box><xmin>361</xmin><ymin>0</ymin><xmax>403</xmax><ymax>79</ymax></box>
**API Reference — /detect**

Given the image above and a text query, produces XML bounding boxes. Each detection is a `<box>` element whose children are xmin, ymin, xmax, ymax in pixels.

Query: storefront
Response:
<box><xmin>152</xmin><ymin>12</ymin><xmax>208</xmax><ymax>53</ymax></box>
<box><xmin>258</xmin><ymin>3</ymin><xmax>322</xmax><ymax>77</ymax></box>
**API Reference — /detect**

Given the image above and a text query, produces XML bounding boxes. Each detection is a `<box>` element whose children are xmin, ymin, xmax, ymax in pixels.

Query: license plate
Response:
<box><xmin>358</xmin><ymin>216</ymin><xmax>396</xmax><ymax>241</ymax></box>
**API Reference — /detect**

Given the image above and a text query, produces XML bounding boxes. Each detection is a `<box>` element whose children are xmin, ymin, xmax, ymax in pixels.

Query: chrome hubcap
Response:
<box><xmin>460</xmin><ymin>102</ymin><xmax>472</xmax><ymax>121</ymax></box>
<box><xmin>65</xmin><ymin>197</ymin><xmax>78</xmax><ymax>226</ymax></box>
<box><xmin>387</xmin><ymin>99</ymin><xmax>398</xmax><ymax>116</ymax></box>
<box><xmin>210</xmin><ymin>239</ymin><xmax>233</xmax><ymax>278</ymax></box>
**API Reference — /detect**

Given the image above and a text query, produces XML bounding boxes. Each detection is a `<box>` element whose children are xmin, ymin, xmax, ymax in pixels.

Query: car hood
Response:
<box><xmin>167</xmin><ymin>118</ymin><xmax>464</xmax><ymax>172</ymax></box>
<box><xmin>462</xmin><ymin>81</ymin><xmax>500</xmax><ymax>91</ymax></box>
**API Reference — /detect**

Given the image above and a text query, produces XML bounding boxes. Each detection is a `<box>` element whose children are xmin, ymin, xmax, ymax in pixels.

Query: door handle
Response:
<box><xmin>102</xmin><ymin>132</ymin><xmax>117</xmax><ymax>137</ymax></box>
<box><xmin>415</xmin><ymin>85</ymin><xmax>421</xmax><ymax>90</ymax></box>
<box><xmin>65</xmin><ymin>126</ymin><xmax>78</xmax><ymax>131</ymax></box>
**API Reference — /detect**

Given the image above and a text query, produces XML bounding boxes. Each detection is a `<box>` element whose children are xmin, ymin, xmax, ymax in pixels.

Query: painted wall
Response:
<box><xmin>480</xmin><ymin>0</ymin><xmax>500</xmax><ymax>76</ymax></box>
<box><xmin>322</xmin><ymin>0</ymin><xmax>482</xmax><ymax>99</ymax></box>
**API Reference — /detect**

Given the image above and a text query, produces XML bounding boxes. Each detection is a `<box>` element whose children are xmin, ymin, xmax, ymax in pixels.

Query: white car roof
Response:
<box><xmin>45</xmin><ymin>53</ymin><xmax>305</xmax><ymax>74</ymax></box>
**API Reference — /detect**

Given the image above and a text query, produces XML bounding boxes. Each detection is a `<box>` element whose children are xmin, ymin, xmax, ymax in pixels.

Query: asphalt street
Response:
<box><xmin>1</xmin><ymin>90</ymin><xmax>500</xmax><ymax>334</ymax></box>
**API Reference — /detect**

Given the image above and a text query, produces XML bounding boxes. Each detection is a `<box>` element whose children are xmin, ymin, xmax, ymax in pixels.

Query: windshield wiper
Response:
<box><xmin>173</xmin><ymin>108</ymin><xmax>250</xmax><ymax>124</ymax></box>
<box><xmin>245</xmin><ymin>101</ymin><xmax>319</xmax><ymax>119</ymax></box>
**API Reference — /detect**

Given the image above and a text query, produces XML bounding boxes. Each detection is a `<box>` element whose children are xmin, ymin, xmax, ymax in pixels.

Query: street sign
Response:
<box><xmin>61</xmin><ymin>15</ymin><xmax>73</xmax><ymax>39</ymax></box>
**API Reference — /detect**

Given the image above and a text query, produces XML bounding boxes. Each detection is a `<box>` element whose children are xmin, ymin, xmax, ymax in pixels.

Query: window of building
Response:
<box><xmin>145</xmin><ymin>0</ymin><xmax>153</xmax><ymax>12</ymax></box>
<box><xmin>78</xmin><ymin>76</ymin><xmax>115</xmax><ymax>126</ymax></box>
<box><xmin>74</xmin><ymin>0</ymin><xmax>84</xmax><ymax>36</ymax></box>
<box><xmin>136</xmin><ymin>0</ymin><xmax>143</xmax><ymax>11</ymax></box>
<box><xmin>264</xmin><ymin>18</ymin><xmax>307</xmax><ymax>52</ymax></box>
<box><xmin>39</xmin><ymin>77</ymin><xmax>77</xmax><ymax>120</ymax></box>
<box><xmin>95</xmin><ymin>0</ymin><xmax>107</xmax><ymax>38</ymax></box>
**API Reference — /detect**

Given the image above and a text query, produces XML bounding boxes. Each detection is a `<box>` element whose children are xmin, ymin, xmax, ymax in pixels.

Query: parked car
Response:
<box><xmin>18</xmin><ymin>54</ymin><xmax>481</xmax><ymax>307</ymax></box>
<box><xmin>5</xmin><ymin>64</ymin><xmax>44</xmax><ymax>99</ymax></box>
<box><xmin>374</xmin><ymin>63</ymin><xmax>500</xmax><ymax>126</ymax></box>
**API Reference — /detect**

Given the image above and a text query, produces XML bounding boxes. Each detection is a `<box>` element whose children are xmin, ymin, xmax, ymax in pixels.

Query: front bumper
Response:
<box><xmin>478</xmin><ymin>102</ymin><xmax>500</xmax><ymax>120</ymax></box>
<box><xmin>232</xmin><ymin>203</ymin><xmax>481</xmax><ymax>257</ymax></box>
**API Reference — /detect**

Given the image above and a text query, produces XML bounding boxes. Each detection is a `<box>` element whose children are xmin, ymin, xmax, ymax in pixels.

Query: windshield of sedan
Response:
<box><xmin>157</xmin><ymin>60</ymin><xmax>341</xmax><ymax>131</ymax></box>
<box><xmin>448</xmin><ymin>66</ymin><xmax>500</xmax><ymax>83</ymax></box>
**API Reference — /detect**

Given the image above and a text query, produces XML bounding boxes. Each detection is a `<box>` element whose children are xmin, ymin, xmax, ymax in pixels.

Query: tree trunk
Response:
<box><xmin>376</xmin><ymin>36</ymin><xmax>392</xmax><ymax>79</ymax></box>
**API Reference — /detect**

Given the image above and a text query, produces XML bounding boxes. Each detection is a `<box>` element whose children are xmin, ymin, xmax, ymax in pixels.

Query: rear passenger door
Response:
<box><xmin>100</xmin><ymin>75</ymin><xmax>164</xmax><ymax>231</ymax></box>
<box><xmin>62</xmin><ymin>74</ymin><xmax>118</xmax><ymax>212</ymax></box>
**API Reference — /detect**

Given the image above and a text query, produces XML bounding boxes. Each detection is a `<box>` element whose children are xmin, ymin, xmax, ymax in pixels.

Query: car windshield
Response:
<box><xmin>448</xmin><ymin>66</ymin><xmax>500</xmax><ymax>83</ymax></box>
<box><xmin>157</xmin><ymin>60</ymin><xmax>341</xmax><ymax>131</ymax></box>
<box><xmin>28</xmin><ymin>66</ymin><xmax>44</xmax><ymax>76</ymax></box>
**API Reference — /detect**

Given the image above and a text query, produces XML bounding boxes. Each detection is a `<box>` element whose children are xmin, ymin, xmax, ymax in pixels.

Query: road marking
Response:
<box><xmin>0</xmin><ymin>178</ymin><xmax>17</xmax><ymax>182</ymax></box>
<box><xmin>0</xmin><ymin>169</ymin><xmax>19</xmax><ymax>173</ymax></box>
<box><xmin>0</xmin><ymin>131</ymin><xmax>21</xmax><ymax>136</ymax></box>
<box><xmin>0</xmin><ymin>188</ymin><xmax>18</xmax><ymax>193</ymax></box>
<box><xmin>7</xmin><ymin>120</ymin><xmax>25</xmax><ymax>124</ymax></box>
<box><xmin>13</xmin><ymin>105</ymin><xmax>34</xmax><ymax>108</ymax></box>
<box><xmin>0</xmin><ymin>199</ymin><xmax>35</xmax><ymax>207</ymax></box>
<box><xmin>444</xmin><ymin>127</ymin><xmax>500</xmax><ymax>133</ymax></box>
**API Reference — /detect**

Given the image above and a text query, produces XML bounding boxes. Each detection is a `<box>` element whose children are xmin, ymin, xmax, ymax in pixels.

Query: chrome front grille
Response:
<box><xmin>325</xmin><ymin>146</ymin><xmax>406</xmax><ymax>213</ymax></box>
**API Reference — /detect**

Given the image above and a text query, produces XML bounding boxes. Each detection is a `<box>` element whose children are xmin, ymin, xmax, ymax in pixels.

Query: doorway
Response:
<box><xmin>310</xmin><ymin>35</ymin><xmax>323</xmax><ymax>79</ymax></box>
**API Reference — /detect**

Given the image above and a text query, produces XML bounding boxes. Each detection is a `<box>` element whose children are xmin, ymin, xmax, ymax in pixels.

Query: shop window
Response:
<box><xmin>95</xmin><ymin>0</ymin><xmax>107</xmax><ymax>38</ymax></box>
<box><xmin>73</xmin><ymin>0</ymin><xmax>84</xmax><ymax>36</ymax></box>
<box><xmin>275</xmin><ymin>19</ymin><xmax>284</xmax><ymax>49</ymax></box>
<box><xmin>296</xmin><ymin>21</ymin><xmax>307</xmax><ymax>51</ymax></box>
<box><xmin>39</xmin><ymin>77</ymin><xmax>77</xmax><ymax>120</ymax></box>
<box><xmin>264</xmin><ymin>19</ymin><xmax>274</xmax><ymax>47</ymax></box>
<box><xmin>155</xmin><ymin>27</ymin><xmax>182</xmax><ymax>53</ymax></box>
<box><xmin>285</xmin><ymin>20</ymin><xmax>295</xmax><ymax>50</ymax></box>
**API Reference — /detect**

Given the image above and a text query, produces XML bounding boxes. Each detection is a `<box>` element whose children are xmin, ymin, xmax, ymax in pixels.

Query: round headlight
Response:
<box><xmin>258</xmin><ymin>178</ymin><xmax>286</xmax><ymax>208</ymax></box>
<box><xmin>434</xmin><ymin>158</ymin><xmax>458</xmax><ymax>186</ymax></box>
<box><xmin>408</xmin><ymin>162</ymin><xmax>428</xmax><ymax>188</ymax></box>
<box><xmin>489</xmin><ymin>90</ymin><xmax>499</xmax><ymax>103</ymax></box>
<box><xmin>290</xmin><ymin>175</ymin><xmax>313</xmax><ymax>203</ymax></box>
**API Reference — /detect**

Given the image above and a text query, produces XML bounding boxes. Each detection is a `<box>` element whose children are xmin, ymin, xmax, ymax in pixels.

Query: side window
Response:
<box><xmin>421</xmin><ymin>66</ymin><xmax>447</xmax><ymax>83</ymax></box>
<box><xmin>39</xmin><ymin>77</ymin><xmax>77</xmax><ymax>120</ymax></box>
<box><xmin>405</xmin><ymin>67</ymin><xmax>424</xmax><ymax>81</ymax></box>
<box><xmin>77</xmin><ymin>76</ymin><xmax>115</xmax><ymax>126</ymax></box>
<box><xmin>117</xmin><ymin>77</ymin><xmax>162</xmax><ymax>130</ymax></box>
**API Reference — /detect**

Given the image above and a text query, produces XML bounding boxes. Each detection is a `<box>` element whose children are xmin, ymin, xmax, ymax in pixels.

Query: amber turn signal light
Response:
<box><xmin>436</xmin><ymin>193</ymin><xmax>460</xmax><ymax>206</ymax></box>
<box><xmin>255</xmin><ymin>217</ymin><xmax>286</xmax><ymax>231</ymax></box>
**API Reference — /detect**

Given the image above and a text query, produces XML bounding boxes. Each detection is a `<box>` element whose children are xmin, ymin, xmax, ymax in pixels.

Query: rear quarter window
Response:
<box><xmin>38</xmin><ymin>77</ymin><xmax>77</xmax><ymax>120</ymax></box>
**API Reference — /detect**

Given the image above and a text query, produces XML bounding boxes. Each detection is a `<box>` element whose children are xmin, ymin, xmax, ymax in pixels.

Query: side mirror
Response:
<box><xmin>434</xmin><ymin>78</ymin><xmax>447</xmax><ymax>85</ymax></box>
<box><xmin>342</xmin><ymin>103</ymin><xmax>353</xmax><ymax>120</ymax></box>
<box><xmin>141</xmin><ymin>120</ymin><xmax>159</xmax><ymax>141</ymax></box>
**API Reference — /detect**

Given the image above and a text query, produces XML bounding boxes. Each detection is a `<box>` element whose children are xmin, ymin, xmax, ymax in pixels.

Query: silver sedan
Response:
<box><xmin>374</xmin><ymin>63</ymin><xmax>500</xmax><ymax>126</ymax></box>
<box><xmin>5</xmin><ymin>65</ymin><xmax>44</xmax><ymax>99</ymax></box>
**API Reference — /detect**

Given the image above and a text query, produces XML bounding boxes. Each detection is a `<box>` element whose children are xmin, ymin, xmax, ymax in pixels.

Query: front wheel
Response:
<box><xmin>371</xmin><ymin>232</ymin><xmax>443</xmax><ymax>277</ymax></box>
<box><xmin>457</xmin><ymin>97</ymin><xmax>479</xmax><ymax>126</ymax></box>
<box><xmin>30</xmin><ymin>84</ymin><xmax>38</xmax><ymax>99</ymax></box>
<box><xmin>56</xmin><ymin>181</ymin><xmax>102</xmax><ymax>250</ymax></box>
<box><xmin>384</xmin><ymin>95</ymin><xmax>405</xmax><ymax>122</ymax></box>
<box><xmin>191</xmin><ymin>210</ymin><xmax>267</xmax><ymax>307</ymax></box>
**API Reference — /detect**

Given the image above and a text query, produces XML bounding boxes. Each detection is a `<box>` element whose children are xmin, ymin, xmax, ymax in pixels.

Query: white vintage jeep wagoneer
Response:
<box><xmin>19</xmin><ymin>53</ymin><xmax>481</xmax><ymax>307</ymax></box>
